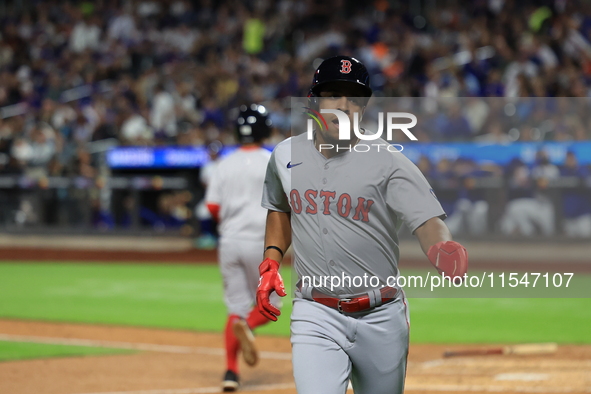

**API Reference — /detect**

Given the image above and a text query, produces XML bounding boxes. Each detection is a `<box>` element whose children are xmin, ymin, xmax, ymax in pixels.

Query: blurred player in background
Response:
<box><xmin>205</xmin><ymin>104</ymin><xmax>281</xmax><ymax>392</ymax></box>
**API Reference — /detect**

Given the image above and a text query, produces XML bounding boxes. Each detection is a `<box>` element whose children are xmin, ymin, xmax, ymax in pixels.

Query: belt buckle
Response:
<box><xmin>337</xmin><ymin>298</ymin><xmax>352</xmax><ymax>313</ymax></box>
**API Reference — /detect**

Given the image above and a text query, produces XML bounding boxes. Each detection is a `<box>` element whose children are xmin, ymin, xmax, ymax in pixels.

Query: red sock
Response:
<box><xmin>224</xmin><ymin>314</ymin><xmax>241</xmax><ymax>373</ymax></box>
<box><xmin>246</xmin><ymin>307</ymin><xmax>271</xmax><ymax>330</ymax></box>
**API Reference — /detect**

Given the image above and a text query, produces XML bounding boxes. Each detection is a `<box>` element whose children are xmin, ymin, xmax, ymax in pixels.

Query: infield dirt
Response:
<box><xmin>0</xmin><ymin>319</ymin><xmax>590</xmax><ymax>394</ymax></box>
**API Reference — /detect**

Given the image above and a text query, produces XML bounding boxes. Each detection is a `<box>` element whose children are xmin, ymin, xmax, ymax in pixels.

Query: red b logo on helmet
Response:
<box><xmin>340</xmin><ymin>60</ymin><xmax>352</xmax><ymax>74</ymax></box>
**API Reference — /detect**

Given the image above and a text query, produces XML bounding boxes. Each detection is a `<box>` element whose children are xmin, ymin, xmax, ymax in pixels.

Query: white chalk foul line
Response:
<box><xmin>80</xmin><ymin>382</ymin><xmax>296</xmax><ymax>394</ymax></box>
<box><xmin>405</xmin><ymin>384</ymin><xmax>591</xmax><ymax>393</ymax></box>
<box><xmin>80</xmin><ymin>383</ymin><xmax>591</xmax><ymax>394</ymax></box>
<box><xmin>0</xmin><ymin>334</ymin><xmax>291</xmax><ymax>360</ymax></box>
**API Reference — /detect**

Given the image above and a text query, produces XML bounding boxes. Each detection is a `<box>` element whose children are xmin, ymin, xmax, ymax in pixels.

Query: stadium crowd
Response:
<box><xmin>1</xmin><ymin>0</ymin><xmax>591</xmax><ymax>236</ymax></box>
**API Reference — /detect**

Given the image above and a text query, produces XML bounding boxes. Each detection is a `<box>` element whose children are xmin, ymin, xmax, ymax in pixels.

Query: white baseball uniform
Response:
<box><xmin>206</xmin><ymin>147</ymin><xmax>280</xmax><ymax>317</ymax></box>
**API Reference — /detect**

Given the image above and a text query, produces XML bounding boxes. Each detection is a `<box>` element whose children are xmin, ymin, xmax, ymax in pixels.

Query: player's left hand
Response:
<box><xmin>427</xmin><ymin>241</ymin><xmax>468</xmax><ymax>283</ymax></box>
<box><xmin>256</xmin><ymin>258</ymin><xmax>287</xmax><ymax>322</ymax></box>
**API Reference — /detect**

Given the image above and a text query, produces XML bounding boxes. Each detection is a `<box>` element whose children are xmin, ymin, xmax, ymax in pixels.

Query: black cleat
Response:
<box><xmin>222</xmin><ymin>370</ymin><xmax>239</xmax><ymax>392</ymax></box>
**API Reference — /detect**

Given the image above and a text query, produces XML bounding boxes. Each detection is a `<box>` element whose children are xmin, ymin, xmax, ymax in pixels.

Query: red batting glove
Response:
<box><xmin>427</xmin><ymin>241</ymin><xmax>468</xmax><ymax>283</ymax></box>
<box><xmin>256</xmin><ymin>258</ymin><xmax>287</xmax><ymax>322</ymax></box>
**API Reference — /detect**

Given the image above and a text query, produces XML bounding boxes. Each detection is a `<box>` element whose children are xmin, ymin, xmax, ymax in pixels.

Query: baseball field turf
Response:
<box><xmin>0</xmin><ymin>262</ymin><xmax>590</xmax><ymax>362</ymax></box>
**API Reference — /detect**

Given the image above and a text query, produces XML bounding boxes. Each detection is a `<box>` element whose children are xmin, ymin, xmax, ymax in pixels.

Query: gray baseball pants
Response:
<box><xmin>290</xmin><ymin>294</ymin><xmax>410</xmax><ymax>394</ymax></box>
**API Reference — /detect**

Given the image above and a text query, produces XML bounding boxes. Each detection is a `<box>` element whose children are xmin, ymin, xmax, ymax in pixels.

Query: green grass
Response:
<box><xmin>407</xmin><ymin>297</ymin><xmax>591</xmax><ymax>343</ymax></box>
<box><xmin>0</xmin><ymin>262</ymin><xmax>590</xmax><ymax>347</ymax></box>
<box><xmin>0</xmin><ymin>262</ymin><xmax>292</xmax><ymax>336</ymax></box>
<box><xmin>0</xmin><ymin>341</ymin><xmax>134</xmax><ymax>362</ymax></box>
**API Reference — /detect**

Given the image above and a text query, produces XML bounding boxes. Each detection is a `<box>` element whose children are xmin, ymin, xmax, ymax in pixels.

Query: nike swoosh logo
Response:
<box><xmin>287</xmin><ymin>161</ymin><xmax>302</xmax><ymax>168</ymax></box>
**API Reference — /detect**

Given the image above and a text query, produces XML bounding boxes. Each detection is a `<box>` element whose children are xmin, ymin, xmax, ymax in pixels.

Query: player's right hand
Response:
<box><xmin>256</xmin><ymin>258</ymin><xmax>287</xmax><ymax>322</ymax></box>
<box><xmin>427</xmin><ymin>240</ymin><xmax>468</xmax><ymax>284</ymax></box>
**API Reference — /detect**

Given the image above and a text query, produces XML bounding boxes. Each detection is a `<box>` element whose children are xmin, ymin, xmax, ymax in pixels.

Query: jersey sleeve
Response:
<box><xmin>261</xmin><ymin>149</ymin><xmax>290</xmax><ymax>212</ymax></box>
<box><xmin>386</xmin><ymin>157</ymin><xmax>446</xmax><ymax>233</ymax></box>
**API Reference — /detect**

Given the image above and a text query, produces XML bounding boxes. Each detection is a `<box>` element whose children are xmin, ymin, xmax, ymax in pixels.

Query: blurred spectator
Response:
<box><xmin>463</xmin><ymin>98</ymin><xmax>490</xmax><ymax>135</ymax></box>
<box><xmin>69</xmin><ymin>14</ymin><xmax>101</xmax><ymax>53</ymax></box>
<box><xmin>530</xmin><ymin>151</ymin><xmax>559</xmax><ymax>234</ymax></box>
<box><xmin>439</xmin><ymin>103</ymin><xmax>473</xmax><ymax>140</ymax></box>
<box><xmin>72</xmin><ymin>112</ymin><xmax>95</xmax><ymax>145</ymax></box>
<box><xmin>107</xmin><ymin>7</ymin><xmax>137</xmax><ymax>43</ymax></box>
<box><xmin>560</xmin><ymin>151</ymin><xmax>591</xmax><ymax>237</ymax></box>
<box><xmin>67</xmin><ymin>148</ymin><xmax>96</xmax><ymax>178</ymax></box>
<box><xmin>150</xmin><ymin>83</ymin><xmax>177</xmax><ymax>140</ymax></box>
<box><xmin>451</xmin><ymin>159</ymin><xmax>492</xmax><ymax>236</ymax></box>
<box><xmin>11</xmin><ymin>123</ymin><xmax>57</xmax><ymax>178</ymax></box>
<box><xmin>532</xmin><ymin>150</ymin><xmax>560</xmax><ymax>180</ymax></box>
<box><xmin>120</xmin><ymin>108</ymin><xmax>153</xmax><ymax>145</ymax></box>
<box><xmin>416</xmin><ymin>156</ymin><xmax>434</xmax><ymax>178</ymax></box>
<box><xmin>504</xmin><ymin>48</ymin><xmax>539</xmax><ymax>98</ymax></box>
<box><xmin>500</xmin><ymin>156</ymin><xmax>555</xmax><ymax>236</ymax></box>
<box><xmin>174</xmin><ymin>80</ymin><xmax>201</xmax><ymax>124</ymax></box>
<box><xmin>165</xmin><ymin>23</ymin><xmax>199</xmax><ymax>55</ymax></box>
<box><xmin>476</xmin><ymin>121</ymin><xmax>511</xmax><ymax>143</ymax></box>
<box><xmin>430</xmin><ymin>158</ymin><xmax>492</xmax><ymax>236</ymax></box>
<box><xmin>140</xmin><ymin>192</ymin><xmax>190</xmax><ymax>231</ymax></box>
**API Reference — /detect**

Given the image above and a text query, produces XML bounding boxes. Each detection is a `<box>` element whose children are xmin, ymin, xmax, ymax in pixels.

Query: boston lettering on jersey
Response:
<box><xmin>289</xmin><ymin>189</ymin><xmax>374</xmax><ymax>222</ymax></box>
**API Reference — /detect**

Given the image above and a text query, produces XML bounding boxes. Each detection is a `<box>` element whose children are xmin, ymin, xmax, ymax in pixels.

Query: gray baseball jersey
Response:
<box><xmin>262</xmin><ymin>132</ymin><xmax>446</xmax><ymax>296</ymax></box>
<box><xmin>262</xmin><ymin>131</ymin><xmax>443</xmax><ymax>394</ymax></box>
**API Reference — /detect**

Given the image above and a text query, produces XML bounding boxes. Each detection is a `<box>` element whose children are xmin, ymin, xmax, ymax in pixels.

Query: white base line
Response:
<box><xmin>80</xmin><ymin>383</ymin><xmax>591</xmax><ymax>394</ymax></box>
<box><xmin>0</xmin><ymin>334</ymin><xmax>291</xmax><ymax>360</ymax></box>
<box><xmin>80</xmin><ymin>383</ymin><xmax>297</xmax><ymax>394</ymax></box>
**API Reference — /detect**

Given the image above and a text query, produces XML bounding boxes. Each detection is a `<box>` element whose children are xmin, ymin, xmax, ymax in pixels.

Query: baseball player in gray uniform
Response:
<box><xmin>205</xmin><ymin>104</ymin><xmax>281</xmax><ymax>392</ymax></box>
<box><xmin>256</xmin><ymin>56</ymin><xmax>468</xmax><ymax>394</ymax></box>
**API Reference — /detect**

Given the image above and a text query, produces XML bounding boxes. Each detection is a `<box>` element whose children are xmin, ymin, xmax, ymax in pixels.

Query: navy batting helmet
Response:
<box><xmin>236</xmin><ymin>104</ymin><xmax>272</xmax><ymax>144</ymax></box>
<box><xmin>309</xmin><ymin>56</ymin><xmax>372</xmax><ymax>98</ymax></box>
